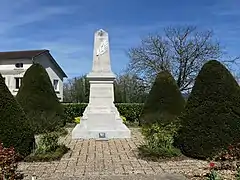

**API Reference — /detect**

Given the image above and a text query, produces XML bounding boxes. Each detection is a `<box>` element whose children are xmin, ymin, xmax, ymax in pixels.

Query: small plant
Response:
<box><xmin>120</xmin><ymin>115</ymin><xmax>127</xmax><ymax>124</ymax></box>
<box><xmin>74</xmin><ymin>117</ymin><xmax>81</xmax><ymax>124</ymax></box>
<box><xmin>138</xmin><ymin>123</ymin><xmax>181</xmax><ymax>159</ymax></box>
<box><xmin>25</xmin><ymin>132</ymin><xmax>70</xmax><ymax>162</ymax></box>
<box><xmin>207</xmin><ymin>162</ymin><xmax>221</xmax><ymax>180</ymax></box>
<box><xmin>0</xmin><ymin>143</ymin><xmax>24</xmax><ymax>179</ymax></box>
<box><xmin>36</xmin><ymin>132</ymin><xmax>59</xmax><ymax>154</ymax></box>
<box><xmin>54</xmin><ymin>127</ymin><xmax>68</xmax><ymax>137</ymax></box>
<box><xmin>24</xmin><ymin>145</ymin><xmax>69</xmax><ymax>162</ymax></box>
<box><xmin>141</xmin><ymin>122</ymin><xmax>179</xmax><ymax>139</ymax></box>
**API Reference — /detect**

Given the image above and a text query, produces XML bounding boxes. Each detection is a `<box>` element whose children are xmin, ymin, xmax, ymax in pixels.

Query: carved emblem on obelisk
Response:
<box><xmin>89</xmin><ymin>29</ymin><xmax>114</xmax><ymax>74</ymax></box>
<box><xmin>96</xmin><ymin>39</ymin><xmax>108</xmax><ymax>56</ymax></box>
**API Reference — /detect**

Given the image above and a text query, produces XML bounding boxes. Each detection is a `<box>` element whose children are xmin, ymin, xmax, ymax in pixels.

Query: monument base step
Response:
<box><xmin>72</xmin><ymin>123</ymin><xmax>131</xmax><ymax>139</ymax></box>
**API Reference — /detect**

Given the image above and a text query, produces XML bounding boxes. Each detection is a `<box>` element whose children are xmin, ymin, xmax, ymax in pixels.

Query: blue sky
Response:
<box><xmin>0</xmin><ymin>0</ymin><xmax>240</xmax><ymax>79</ymax></box>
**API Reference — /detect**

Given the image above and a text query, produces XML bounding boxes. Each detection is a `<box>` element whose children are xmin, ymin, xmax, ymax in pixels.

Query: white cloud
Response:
<box><xmin>0</xmin><ymin>1</ymin><xmax>78</xmax><ymax>34</ymax></box>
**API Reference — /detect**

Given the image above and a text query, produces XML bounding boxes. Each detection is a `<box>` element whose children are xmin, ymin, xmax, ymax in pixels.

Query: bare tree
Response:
<box><xmin>127</xmin><ymin>26</ymin><xmax>238</xmax><ymax>91</ymax></box>
<box><xmin>114</xmin><ymin>73</ymin><xmax>148</xmax><ymax>103</ymax></box>
<box><xmin>63</xmin><ymin>75</ymin><xmax>90</xmax><ymax>103</ymax></box>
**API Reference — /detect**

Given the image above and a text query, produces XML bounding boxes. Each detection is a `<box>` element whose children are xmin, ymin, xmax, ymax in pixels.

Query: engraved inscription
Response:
<box><xmin>90</xmin><ymin>86</ymin><xmax>112</xmax><ymax>98</ymax></box>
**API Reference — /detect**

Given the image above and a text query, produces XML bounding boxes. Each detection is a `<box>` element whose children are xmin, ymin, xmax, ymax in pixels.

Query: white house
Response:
<box><xmin>0</xmin><ymin>49</ymin><xmax>67</xmax><ymax>101</ymax></box>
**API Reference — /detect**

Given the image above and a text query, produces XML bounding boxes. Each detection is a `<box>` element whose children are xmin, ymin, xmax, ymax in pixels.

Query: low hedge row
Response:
<box><xmin>62</xmin><ymin>103</ymin><xmax>144</xmax><ymax>123</ymax></box>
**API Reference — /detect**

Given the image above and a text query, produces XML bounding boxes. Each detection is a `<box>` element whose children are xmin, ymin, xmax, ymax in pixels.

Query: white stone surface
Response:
<box><xmin>72</xmin><ymin>29</ymin><xmax>131</xmax><ymax>139</ymax></box>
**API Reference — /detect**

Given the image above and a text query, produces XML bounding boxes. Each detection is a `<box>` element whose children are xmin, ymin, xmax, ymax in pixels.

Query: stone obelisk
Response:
<box><xmin>72</xmin><ymin>29</ymin><xmax>131</xmax><ymax>139</ymax></box>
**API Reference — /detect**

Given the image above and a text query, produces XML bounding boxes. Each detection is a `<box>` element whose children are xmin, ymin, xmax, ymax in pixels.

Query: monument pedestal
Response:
<box><xmin>72</xmin><ymin>76</ymin><xmax>131</xmax><ymax>139</ymax></box>
<box><xmin>72</xmin><ymin>29</ymin><xmax>131</xmax><ymax>139</ymax></box>
<box><xmin>72</xmin><ymin>113</ymin><xmax>131</xmax><ymax>139</ymax></box>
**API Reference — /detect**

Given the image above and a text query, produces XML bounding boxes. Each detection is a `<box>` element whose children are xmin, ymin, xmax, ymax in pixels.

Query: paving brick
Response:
<box><xmin>114</xmin><ymin>164</ymin><xmax>125</xmax><ymax>174</ymax></box>
<box><xmin>144</xmin><ymin>168</ymin><xmax>155</xmax><ymax>174</ymax></box>
<box><xmin>131</xmin><ymin>161</ymin><xmax>142</xmax><ymax>168</ymax></box>
<box><xmin>73</xmin><ymin>166</ymin><xmax>86</xmax><ymax>176</ymax></box>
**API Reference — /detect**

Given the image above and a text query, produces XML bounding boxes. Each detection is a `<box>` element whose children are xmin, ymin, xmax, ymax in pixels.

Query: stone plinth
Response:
<box><xmin>72</xmin><ymin>29</ymin><xmax>131</xmax><ymax>139</ymax></box>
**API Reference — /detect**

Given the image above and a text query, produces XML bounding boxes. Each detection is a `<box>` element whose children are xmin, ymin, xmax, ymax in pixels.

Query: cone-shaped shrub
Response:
<box><xmin>140</xmin><ymin>70</ymin><xmax>185</xmax><ymax>126</ymax></box>
<box><xmin>16</xmin><ymin>63</ymin><xmax>65</xmax><ymax>134</ymax></box>
<box><xmin>0</xmin><ymin>73</ymin><xmax>34</xmax><ymax>156</ymax></box>
<box><xmin>176</xmin><ymin>60</ymin><xmax>240</xmax><ymax>159</ymax></box>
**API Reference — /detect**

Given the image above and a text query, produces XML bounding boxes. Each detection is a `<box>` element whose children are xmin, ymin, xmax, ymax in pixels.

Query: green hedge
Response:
<box><xmin>62</xmin><ymin>103</ymin><xmax>143</xmax><ymax>123</ymax></box>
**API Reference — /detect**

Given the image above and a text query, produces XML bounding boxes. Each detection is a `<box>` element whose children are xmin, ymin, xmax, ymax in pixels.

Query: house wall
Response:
<box><xmin>34</xmin><ymin>54</ymin><xmax>64</xmax><ymax>101</ymax></box>
<box><xmin>0</xmin><ymin>58</ymin><xmax>32</xmax><ymax>96</ymax></box>
<box><xmin>0</xmin><ymin>54</ymin><xmax>65</xmax><ymax>101</ymax></box>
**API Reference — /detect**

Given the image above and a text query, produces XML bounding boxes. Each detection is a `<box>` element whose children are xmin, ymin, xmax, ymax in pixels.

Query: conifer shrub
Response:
<box><xmin>16</xmin><ymin>63</ymin><xmax>65</xmax><ymax>134</ymax></box>
<box><xmin>0</xmin><ymin>73</ymin><xmax>34</xmax><ymax>156</ymax></box>
<box><xmin>140</xmin><ymin>70</ymin><xmax>185</xmax><ymax>126</ymax></box>
<box><xmin>175</xmin><ymin>60</ymin><xmax>240</xmax><ymax>159</ymax></box>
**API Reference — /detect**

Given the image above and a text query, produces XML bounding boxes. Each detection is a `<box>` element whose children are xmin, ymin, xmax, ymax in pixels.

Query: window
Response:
<box><xmin>53</xmin><ymin>79</ymin><xmax>59</xmax><ymax>91</ymax></box>
<box><xmin>15</xmin><ymin>63</ymin><xmax>23</xmax><ymax>68</ymax></box>
<box><xmin>15</xmin><ymin>77</ymin><xmax>22</xmax><ymax>89</ymax></box>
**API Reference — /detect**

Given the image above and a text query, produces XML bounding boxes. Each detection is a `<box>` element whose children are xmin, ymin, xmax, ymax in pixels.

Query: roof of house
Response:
<box><xmin>0</xmin><ymin>49</ymin><xmax>67</xmax><ymax>78</ymax></box>
<box><xmin>0</xmin><ymin>50</ymin><xmax>47</xmax><ymax>59</ymax></box>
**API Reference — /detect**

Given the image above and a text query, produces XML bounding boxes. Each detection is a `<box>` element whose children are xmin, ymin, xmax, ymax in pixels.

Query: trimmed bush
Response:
<box><xmin>116</xmin><ymin>103</ymin><xmax>143</xmax><ymax>123</ymax></box>
<box><xmin>16</xmin><ymin>63</ymin><xmax>65</xmax><ymax>134</ymax></box>
<box><xmin>140</xmin><ymin>70</ymin><xmax>185</xmax><ymax>126</ymax></box>
<box><xmin>63</xmin><ymin>103</ymin><xmax>87</xmax><ymax>123</ymax></box>
<box><xmin>63</xmin><ymin>103</ymin><xmax>143</xmax><ymax>123</ymax></box>
<box><xmin>0</xmin><ymin>73</ymin><xmax>34</xmax><ymax>156</ymax></box>
<box><xmin>176</xmin><ymin>60</ymin><xmax>240</xmax><ymax>159</ymax></box>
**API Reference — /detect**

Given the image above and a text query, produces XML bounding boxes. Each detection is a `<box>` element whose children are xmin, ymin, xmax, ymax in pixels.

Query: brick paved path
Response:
<box><xmin>18</xmin><ymin>128</ymin><xmax>210</xmax><ymax>180</ymax></box>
